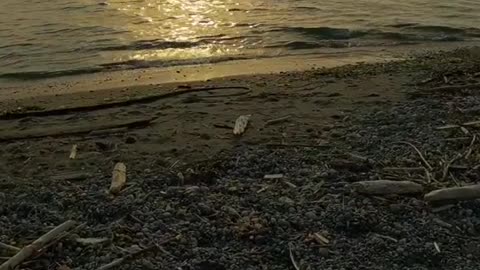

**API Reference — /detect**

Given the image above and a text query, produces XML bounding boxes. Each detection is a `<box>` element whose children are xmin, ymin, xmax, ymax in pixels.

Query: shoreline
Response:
<box><xmin>1</xmin><ymin>45</ymin><xmax>480</xmax><ymax>269</ymax></box>
<box><xmin>1</xmin><ymin>40</ymin><xmax>479</xmax><ymax>107</ymax></box>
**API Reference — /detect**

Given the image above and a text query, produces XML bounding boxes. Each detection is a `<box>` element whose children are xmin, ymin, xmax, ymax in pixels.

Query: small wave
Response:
<box><xmin>273</xmin><ymin>25</ymin><xmax>480</xmax><ymax>42</ymax></box>
<box><xmin>0</xmin><ymin>67</ymin><xmax>103</xmax><ymax>80</ymax></box>
<box><xmin>96</xmin><ymin>39</ymin><xmax>200</xmax><ymax>51</ymax></box>
<box><xmin>277</xmin><ymin>26</ymin><xmax>367</xmax><ymax>40</ymax></box>
<box><xmin>0</xmin><ymin>55</ymin><xmax>255</xmax><ymax>81</ymax></box>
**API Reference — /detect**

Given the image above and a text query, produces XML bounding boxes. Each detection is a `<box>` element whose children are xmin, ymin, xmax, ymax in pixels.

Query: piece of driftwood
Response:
<box><xmin>233</xmin><ymin>115</ymin><xmax>251</xmax><ymax>135</ymax></box>
<box><xmin>264</xmin><ymin>115</ymin><xmax>291</xmax><ymax>127</ymax></box>
<box><xmin>424</xmin><ymin>185</ymin><xmax>480</xmax><ymax>202</ymax></box>
<box><xmin>76</xmin><ymin>238</ymin><xmax>109</xmax><ymax>245</ymax></box>
<box><xmin>0</xmin><ymin>86</ymin><xmax>250</xmax><ymax>120</ymax></box>
<box><xmin>0</xmin><ymin>220</ymin><xmax>76</xmax><ymax>270</ymax></box>
<box><xmin>351</xmin><ymin>180</ymin><xmax>423</xmax><ymax>195</ymax></box>
<box><xmin>264</xmin><ymin>174</ymin><xmax>284</xmax><ymax>179</ymax></box>
<box><xmin>69</xmin><ymin>144</ymin><xmax>78</xmax><ymax>160</ymax></box>
<box><xmin>110</xmin><ymin>163</ymin><xmax>127</xmax><ymax>195</ymax></box>
<box><xmin>312</xmin><ymin>233</ymin><xmax>330</xmax><ymax>245</ymax></box>
<box><xmin>0</xmin><ymin>117</ymin><xmax>154</xmax><ymax>142</ymax></box>
<box><xmin>88</xmin><ymin>127</ymin><xmax>128</xmax><ymax>136</ymax></box>
<box><xmin>463</xmin><ymin>120</ymin><xmax>480</xmax><ymax>126</ymax></box>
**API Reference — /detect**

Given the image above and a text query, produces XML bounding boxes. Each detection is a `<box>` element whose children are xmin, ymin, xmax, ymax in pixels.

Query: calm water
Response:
<box><xmin>1</xmin><ymin>0</ymin><xmax>479</xmax><ymax>79</ymax></box>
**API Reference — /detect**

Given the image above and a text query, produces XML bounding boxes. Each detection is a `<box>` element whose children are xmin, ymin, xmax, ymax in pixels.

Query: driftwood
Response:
<box><xmin>69</xmin><ymin>144</ymin><xmax>78</xmax><ymax>160</ymax></box>
<box><xmin>424</xmin><ymin>185</ymin><xmax>480</xmax><ymax>202</ymax></box>
<box><xmin>0</xmin><ymin>220</ymin><xmax>76</xmax><ymax>270</ymax></box>
<box><xmin>0</xmin><ymin>86</ymin><xmax>249</xmax><ymax>120</ymax></box>
<box><xmin>264</xmin><ymin>115</ymin><xmax>291</xmax><ymax>127</ymax></box>
<box><xmin>352</xmin><ymin>180</ymin><xmax>423</xmax><ymax>195</ymax></box>
<box><xmin>110</xmin><ymin>163</ymin><xmax>127</xmax><ymax>195</ymax></box>
<box><xmin>233</xmin><ymin>115</ymin><xmax>251</xmax><ymax>135</ymax></box>
<box><xmin>0</xmin><ymin>117</ymin><xmax>154</xmax><ymax>142</ymax></box>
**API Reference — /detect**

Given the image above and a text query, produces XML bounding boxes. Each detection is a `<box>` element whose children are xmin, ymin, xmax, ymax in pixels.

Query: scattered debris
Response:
<box><xmin>233</xmin><ymin>115</ymin><xmax>251</xmax><ymax>135</ymax></box>
<box><xmin>0</xmin><ymin>220</ymin><xmax>76</xmax><ymax>270</ymax></box>
<box><xmin>110</xmin><ymin>162</ymin><xmax>127</xmax><ymax>195</ymax></box>
<box><xmin>424</xmin><ymin>185</ymin><xmax>480</xmax><ymax>202</ymax></box>
<box><xmin>351</xmin><ymin>180</ymin><xmax>423</xmax><ymax>195</ymax></box>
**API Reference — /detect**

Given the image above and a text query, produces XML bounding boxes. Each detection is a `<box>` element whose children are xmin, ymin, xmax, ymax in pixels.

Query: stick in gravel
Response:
<box><xmin>0</xmin><ymin>243</ymin><xmax>20</xmax><ymax>253</ymax></box>
<box><xmin>0</xmin><ymin>220</ymin><xmax>76</xmax><ymax>270</ymax></box>
<box><xmin>397</xmin><ymin>141</ymin><xmax>433</xmax><ymax>171</ymax></box>
<box><xmin>288</xmin><ymin>244</ymin><xmax>301</xmax><ymax>270</ymax></box>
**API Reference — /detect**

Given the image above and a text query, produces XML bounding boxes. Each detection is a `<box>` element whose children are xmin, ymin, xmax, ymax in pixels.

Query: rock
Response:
<box><xmin>424</xmin><ymin>185</ymin><xmax>480</xmax><ymax>202</ymax></box>
<box><xmin>351</xmin><ymin>180</ymin><xmax>423</xmax><ymax>195</ymax></box>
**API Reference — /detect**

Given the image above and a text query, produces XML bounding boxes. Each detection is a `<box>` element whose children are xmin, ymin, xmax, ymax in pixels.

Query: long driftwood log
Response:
<box><xmin>0</xmin><ymin>220</ymin><xmax>76</xmax><ymax>270</ymax></box>
<box><xmin>0</xmin><ymin>86</ymin><xmax>249</xmax><ymax>120</ymax></box>
<box><xmin>0</xmin><ymin>117</ymin><xmax>154</xmax><ymax>142</ymax></box>
<box><xmin>424</xmin><ymin>185</ymin><xmax>480</xmax><ymax>202</ymax></box>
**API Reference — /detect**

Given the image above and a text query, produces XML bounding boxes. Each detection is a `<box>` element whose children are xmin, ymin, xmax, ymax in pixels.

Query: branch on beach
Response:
<box><xmin>0</xmin><ymin>117</ymin><xmax>155</xmax><ymax>142</ymax></box>
<box><xmin>0</xmin><ymin>86</ymin><xmax>250</xmax><ymax>120</ymax></box>
<box><xmin>0</xmin><ymin>220</ymin><xmax>76</xmax><ymax>270</ymax></box>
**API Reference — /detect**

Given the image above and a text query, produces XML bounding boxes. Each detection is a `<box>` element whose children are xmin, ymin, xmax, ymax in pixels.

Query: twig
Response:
<box><xmin>96</xmin><ymin>236</ymin><xmax>177</xmax><ymax>270</ymax></box>
<box><xmin>373</xmin><ymin>233</ymin><xmax>398</xmax><ymax>243</ymax></box>
<box><xmin>0</xmin><ymin>243</ymin><xmax>20</xmax><ymax>253</ymax></box>
<box><xmin>264</xmin><ymin>115</ymin><xmax>292</xmax><ymax>127</ymax></box>
<box><xmin>397</xmin><ymin>141</ymin><xmax>433</xmax><ymax>171</ymax></box>
<box><xmin>0</xmin><ymin>220</ymin><xmax>76</xmax><ymax>270</ymax></box>
<box><xmin>442</xmin><ymin>154</ymin><xmax>462</xmax><ymax>181</ymax></box>
<box><xmin>288</xmin><ymin>244</ymin><xmax>301</xmax><ymax>270</ymax></box>
<box><xmin>465</xmin><ymin>134</ymin><xmax>476</xmax><ymax>159</ymax></box>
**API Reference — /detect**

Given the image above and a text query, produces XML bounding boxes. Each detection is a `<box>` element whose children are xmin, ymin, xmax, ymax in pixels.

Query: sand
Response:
<box><xmin>1</xmin><ymin>46</ymin><xmax>480</xmax><ymax>269</ymax></box>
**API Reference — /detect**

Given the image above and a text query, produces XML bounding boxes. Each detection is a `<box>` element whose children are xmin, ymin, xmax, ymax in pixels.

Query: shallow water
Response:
<box><xmin>1</xmin><ymin>0</ymin><xmax>479</xmax><ymax>79</ymax></box>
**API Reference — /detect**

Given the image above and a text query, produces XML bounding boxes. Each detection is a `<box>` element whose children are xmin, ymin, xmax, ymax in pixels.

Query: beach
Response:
<box><xmin>1</xmin><ymin>46</ymin><xmax>480</xmax><ymax>269</ymax></box>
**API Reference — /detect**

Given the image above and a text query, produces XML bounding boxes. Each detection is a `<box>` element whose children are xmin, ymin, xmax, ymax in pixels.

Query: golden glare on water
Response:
<box><xmin>107</xmin><ymin>0</ymin><xmax>248</xmax><ymax>62</ymax></box>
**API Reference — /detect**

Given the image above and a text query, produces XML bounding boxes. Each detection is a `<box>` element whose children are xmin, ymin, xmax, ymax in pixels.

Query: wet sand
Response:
<box><xmin>1</xmin><ymin>46</ymin><xmax>480</xmax><ymax>269</ymax></box>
